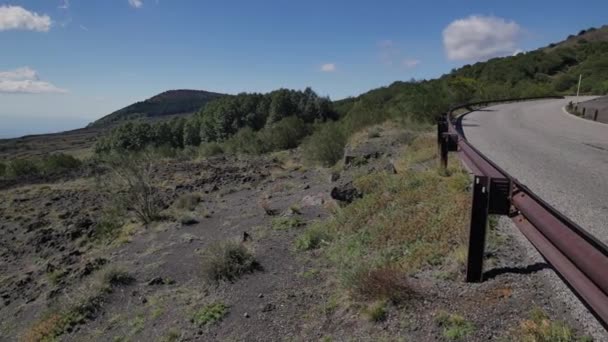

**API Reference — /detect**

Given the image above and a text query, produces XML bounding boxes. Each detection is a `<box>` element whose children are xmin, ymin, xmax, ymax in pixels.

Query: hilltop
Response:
<box><xmin>88</xmin><ymin>89</ymin><xmax>227</xmax><ymax>128</ymax></box>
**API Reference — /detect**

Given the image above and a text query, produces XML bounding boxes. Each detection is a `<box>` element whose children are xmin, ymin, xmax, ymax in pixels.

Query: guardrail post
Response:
<box><xmin>466</xmin><ymin>175</ymin><xmax>490</xmax><ymax>283</ymax></box>
<box><xmin>594</xmin><ymin>109</ymin><xmax>599</xmax><ymax>121</ymax></box>
<box><xmin>440</xmin><ymin>135</ymin><xmax>449</xmax><ymax>170</ymax></box>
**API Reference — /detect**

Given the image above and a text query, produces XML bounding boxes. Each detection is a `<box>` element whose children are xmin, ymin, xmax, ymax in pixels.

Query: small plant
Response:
<box><xmin>271</xmin><ymin>216</ymin><xmax>304</xmax><ymax>230</ymax></box>
<box><xmin>295</xmin><ymin>223</ymin><xmax>332</xmax><ymax>251</ymax></box>
<box><xmin>0</xmin><ymin>161</ymin><xmax>6</xmax><ymax>177</ymax></box>
<box><xmin>348</xmin><ymin>266</ymin><xmax>415</xmax><ymax>303</ymax></box>
<box><xmin>179</xmin><ymin>213</ymin><xmax>199</xmax><ymax>226</ymax></box>
<box><xmin>192</xmin><ymin>302</ymin><xmax>229</xmax><ymax>326</ymax></box>
<box><xmin>162</xmin><ymin>330</ymin><xmax>182</xmax><ymax>342</ymax></box>
<box><xmin>436</xmin><ymin>311</ymin><xmax>475</xmax><ymax>340</ymax></box>
<box><xmin>174</xmin><ymin>193</ymin><xmax>202</xmax><ymax>211</ymax></box>
<box><xmin>363</xmin><ymin>300</ymin><xmax>388</xmax><ymax>322</ymax></box>
<box><xmin>201</xmin><ymin>241</ymin><xmax>260</xmax><ymax>282</ymax></box>
<box><xmin>101</xmin><ymin>267</ymin><xmax>135</xmax><ymax>287</ymax></box>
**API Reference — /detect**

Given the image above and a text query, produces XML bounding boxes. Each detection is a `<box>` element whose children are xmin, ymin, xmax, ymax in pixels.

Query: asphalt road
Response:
<box><xmin>462</xmin><ymin>97</ymin><xmax>608</xmax><ymax>244</ymax></box>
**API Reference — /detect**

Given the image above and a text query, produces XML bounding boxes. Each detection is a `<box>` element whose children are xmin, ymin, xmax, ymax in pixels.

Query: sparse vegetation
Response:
<box><xmin>0</xmin><ymin>153</ymin><xmax>82</xmax><ymax>179</ymax></box>
<box><xmin>517</xmin><ymin>308</ymin><xmax>590</xmax><ymax>342</ymax></box>
<box><xmin>192</xmin><ymin>302</ymin><xmax>229</xmax><ymax>326</ymax></box>
<box><xmin>436</xmin><ymin>311</ymin><xmax>475</xmax><ymax>340</ymax></box>
<box><xmin>201</xmin><ymin>241</ymin><xmax>260</xmax><ymax>282</ymax></box>
<box><xmin>24</xmin><ymin>267</ymin><xmax>134</xmax><ymax>342</ymax></box>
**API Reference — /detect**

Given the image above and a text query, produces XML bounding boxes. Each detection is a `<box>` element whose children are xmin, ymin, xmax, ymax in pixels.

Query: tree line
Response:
<box><xmin>95</xmin><ymin>88</ymin><xmax>336</xmax><ymax>154</ymax></box>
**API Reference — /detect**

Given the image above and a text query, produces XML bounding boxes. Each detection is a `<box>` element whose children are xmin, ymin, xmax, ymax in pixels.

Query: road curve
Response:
<box><xmin>462</xmin><ymin>97</ymin><xmax>608</xmax><ymax>244</ymax></box>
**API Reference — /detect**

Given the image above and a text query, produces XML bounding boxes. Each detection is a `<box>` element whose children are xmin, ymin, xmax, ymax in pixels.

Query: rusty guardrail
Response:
<box><xmin>437</xmin><ymin>96</ymin><xmax>608</xmax><ymax>329</ymax></box>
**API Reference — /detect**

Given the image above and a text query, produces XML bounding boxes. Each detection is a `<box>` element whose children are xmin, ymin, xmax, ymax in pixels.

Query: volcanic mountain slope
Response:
<box><xmin>89</xmin><ymin>89</ymin><xmax>227</xmax><ymax>128</ymax></box>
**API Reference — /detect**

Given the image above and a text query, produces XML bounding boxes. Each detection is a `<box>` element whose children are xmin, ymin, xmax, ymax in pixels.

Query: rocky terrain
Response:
<box><xmin>0</xmin><ymin>125</ymin><xmax>595</xmax><ymax>341</ymax></box>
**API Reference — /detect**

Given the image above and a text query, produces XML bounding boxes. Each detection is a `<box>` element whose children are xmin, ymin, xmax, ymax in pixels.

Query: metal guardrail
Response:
<box><xmin>437</xmin><ymin>96</ymin><xmax>608</xmax><ymax>330</ymax></box>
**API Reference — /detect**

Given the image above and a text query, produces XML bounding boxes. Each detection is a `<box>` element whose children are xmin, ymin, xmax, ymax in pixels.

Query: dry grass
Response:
<box><xmin>516</xmin><ymin>308</ymin><xmax>590</xmax><ymax>342</ymax></box>
<box><xmin>349</xmin><ymin>266</ymin><xmax>417</xmax><ymax>303</ymax></box>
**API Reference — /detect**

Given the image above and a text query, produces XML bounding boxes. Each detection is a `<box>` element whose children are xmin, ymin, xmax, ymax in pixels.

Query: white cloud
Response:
<box><xmin>0</xmin><ymin>67</ymin><xmax>67</xmax><ymax>94</ymax></box>
<box><xmin>0</xmin><ymin>5</ymin><xmax>52</xmax><ymax>32</ymax></box>
<box><xmin>59</xmin><ymin>0</ymin><xmax>70</xmax><ymax>10</ymax></box>
<box><xmin>320</xmin><ymin>63</ymin><xmax>336</xmax><ymax>72</ymax></box>
<box><xmin>402</xmin><ymin>59</ymin><xmax>421</xmax><ymax>68</ymax></box>
<box><xmin>129</xmin><ymin>0</ymin><xmax>144</xmax><ymax>8</ymax></box>
<box><xmin>443</xmin><ymin>15</ymin><xmax>523</xmax><ymax>61</ymax></box>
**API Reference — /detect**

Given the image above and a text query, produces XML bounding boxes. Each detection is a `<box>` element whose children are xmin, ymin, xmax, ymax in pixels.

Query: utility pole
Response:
<box><xmin>576</xmin><ymin>74</ymin><xmax>582</xmax><ymax>105</ymax></box>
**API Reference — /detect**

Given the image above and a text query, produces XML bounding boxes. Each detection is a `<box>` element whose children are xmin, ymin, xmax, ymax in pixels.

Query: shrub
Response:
<box><xmin>0</xmin><ymin>162</ymin><xmax>5</xmax><ymax>177</ymax></box>
<box><xmin>99</xmin><ymin>152</ymin><xmax>162</xmax><ymax>224</ymax></box>
<box><xmin>201</xmin><ymin>241</ymin><xmax>259</xmax><ymax>282</ymax></box>
<box><xmin>302</xmin><ymin>122</ymin><xmax>346</xmax><ymax>167</ymax></box>
<box><xmin>192</xmin><ymin>302</ymin><xmax>229</xmax><ymax>326</ymax></box>
<box><xmin>7</xmin><ymin>158</ymin><xmax>40</xmax><ymax>178</ymax></box>
<box><xmin>259</xmin><ymin>116</ymin><xmax>309</xmax><ymax>151</ymax></box>
<box><xmin>100</xmin><ymin>267</ymin><xmax>135</xmax><ymax>286</ymax></box>
<box><xmin>199</xmin><ymin>142</ymin><xmax>224</xmax><ymax>157</ymax></box>
<box><xmin>41</xmin><ymin>153</ymin><xmax>82</xmax><ymax>173</ymax></box>
<box><xmin>224</xmin><ymin>127</ymin><xmax>266</xmax><ymax>155</ymax></box>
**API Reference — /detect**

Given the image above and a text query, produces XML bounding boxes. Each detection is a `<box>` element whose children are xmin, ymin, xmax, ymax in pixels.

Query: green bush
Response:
<box><xmin>41</xmin><ymin>153</ymin><xmax>82</xmax><ymax>173</ymax></box>
<box><xmin>223</xmin><ymin>127</ymin><xmax>265</xmax><ymax>155</ymax></box>
<box><xmin>295</xmin><ymin>223</ymin><xmax>333</xmax><ymax>250</ymax></box>
<box><xmin>258</xmin><ymin>116</ymin><xmax>309</xmax><ymax>151</ymax></box>
<box><xmin>302</xmin><ymin>122</ymin><xmax>346</xmax><ymax>166</ymax></box>
<box><xmin>7</xmin><ymin>158</ymin><xmax>40</xmax><ymax>178</ymax></box>
<box><xmin>0</xmin><ymin>162</ymin><xmax>6</xmax><ymax>177</ymax></box>
<box><xmin>199</xmin><ymin>142</ymin><xmax>224</xmax><ymax>157</ymax></box>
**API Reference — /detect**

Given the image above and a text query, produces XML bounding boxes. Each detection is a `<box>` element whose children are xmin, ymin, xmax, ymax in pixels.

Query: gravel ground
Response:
<box><xmin>462</xmin><ymin>97</ymin><xmax>608</xmax><ymax>339</ymax></box>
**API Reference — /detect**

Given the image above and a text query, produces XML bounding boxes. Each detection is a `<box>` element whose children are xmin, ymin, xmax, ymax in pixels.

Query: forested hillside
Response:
<box><xmin>93</xmin><ymin>25</ymin><xmax>608</xmax><ymax>165</ymax></box>
<box><xmin>336</xmin><ymin>25</ymin><xmax>608</xmax><ymax>124</ymax></box>
<box><xmin>89</xmin><ymin>89</ymin><xmax>227</xmax><ymax>128</ymax></box>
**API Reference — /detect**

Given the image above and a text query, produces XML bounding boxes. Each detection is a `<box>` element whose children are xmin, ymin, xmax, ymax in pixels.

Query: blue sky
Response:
<box><xmin>1</xmin><ymin>0</ymin><xmax>607</xmax><ymax>138</ymax></box>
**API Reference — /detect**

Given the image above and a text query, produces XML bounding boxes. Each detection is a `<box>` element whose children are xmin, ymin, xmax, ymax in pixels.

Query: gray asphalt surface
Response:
<box><xmin>462</xmin><ymin>96</ymin><xmax>608</xmax><ymax>243</ymax></box>
<box><xmin>462</xmin><ymin>97</ymin><xmax>608</xmax><ymax>337</ymax></box>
